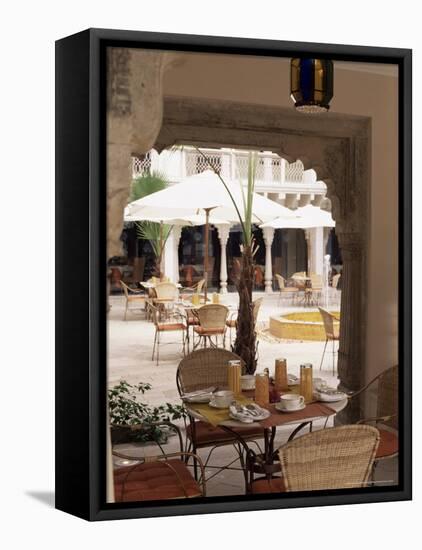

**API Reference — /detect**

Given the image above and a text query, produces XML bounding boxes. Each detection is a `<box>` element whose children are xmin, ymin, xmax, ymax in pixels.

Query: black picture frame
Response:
<box><xmin>55</xmin><ymin>28</ymin><xmax>412</xmax><ymax>521</ymax></box>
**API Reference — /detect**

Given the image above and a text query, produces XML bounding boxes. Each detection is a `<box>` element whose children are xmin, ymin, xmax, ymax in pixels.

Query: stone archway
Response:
<box><xmin>107</xmin><ymin>50</ymin><xmax>370</xmax><ymax>392</ymax></box>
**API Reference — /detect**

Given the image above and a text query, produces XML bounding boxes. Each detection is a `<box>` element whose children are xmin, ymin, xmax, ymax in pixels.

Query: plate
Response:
<box><xmin>229</xmin><ymin>412</ymin><xmax>254</xmax><ymax>424</ymax></box>
<box><xmin>315</xmin><ymin>391</ymin><xmax>347</xmax><ymax>402</ymax></box>
<box><xmin>209</xmin><ymin>400</ymin><xmax>230</xmax><ymax>409</ymax></box>
<box><xmin>275</xmin><ymin>402</ymin><xmax>306</xmax><ymax>413</ymax></box>
<box><xmin>229</xmin><ymin>406</ymin><xmax>270</xmax><ymax>421</ymax></box>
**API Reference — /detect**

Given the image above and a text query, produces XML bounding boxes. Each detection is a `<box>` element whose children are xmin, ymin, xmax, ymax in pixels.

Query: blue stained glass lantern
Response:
<box><xmin>290</xmin><ymin>58</ymin><xmax>334</xmax><ymax>113</ymax></box>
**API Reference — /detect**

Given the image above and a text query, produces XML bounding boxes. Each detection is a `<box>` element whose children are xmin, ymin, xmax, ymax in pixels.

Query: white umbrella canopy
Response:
<box><xmin>124</xmin><ymin>209</ymin><xmax>230</xmax><ymax>226</ymax></box>
<box><xmin>126</xmin><ymin>169</ymin><xmax>294</xmax><ymax>298</ymax></box>
<box><xmin>260</xmin><ymin>204</ymin><xmax>335</xmax><ymax>229</ymax></box>
<box><xmin>126</xmin><ymin>170</ymin><xmax>295</xmax><ymax>224</ymax></box>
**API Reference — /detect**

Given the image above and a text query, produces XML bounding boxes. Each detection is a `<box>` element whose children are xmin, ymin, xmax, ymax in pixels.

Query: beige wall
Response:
<box><xmin>163</xmin><ymin>53</ymin><xmax>398</xmax><ymax>381</ymax></box>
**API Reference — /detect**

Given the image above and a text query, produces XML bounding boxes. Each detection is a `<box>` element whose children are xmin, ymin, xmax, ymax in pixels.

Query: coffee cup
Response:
<box><xmin>211</xmin><ymin>390</ymin><xmax>234</xmax><ymax>408</ymax></box>
<box><xmin>279</xmin><ymin>393</ymin><xmax>305</xmax><ymax>410</ymax></box>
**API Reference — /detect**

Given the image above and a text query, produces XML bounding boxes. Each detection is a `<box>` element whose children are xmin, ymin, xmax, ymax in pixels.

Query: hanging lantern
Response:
<box><xmin>290</xmin><ymin>58</ymin><xmax>334</xmax><ymax>113</ymax></box>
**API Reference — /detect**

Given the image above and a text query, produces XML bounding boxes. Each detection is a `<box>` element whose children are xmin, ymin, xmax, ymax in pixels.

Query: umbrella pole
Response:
<box><xmin>204</xmin><ymin>208</ymin><xmax>210</xmax><ymax>302</ymax></box>
<box><xmin>159</xmin><ymin>221</ymin><xmax>163</xmax><ymax>279</ymax></box>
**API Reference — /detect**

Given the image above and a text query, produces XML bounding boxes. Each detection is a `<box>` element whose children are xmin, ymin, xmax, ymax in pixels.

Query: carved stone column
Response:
<box><xmin>336</xmin><ymin>233</ymin><xmax>365</xmax><ymax>392</ymax></box>
<box><xmin>308</xmin><ymin>227</ymin><xmax>324</xmax><ymax>275</ymax></box>
<box><xmin>172</xmin><ymin>226</ymin><xmax>183</xmax><ymax>284</ymax></box>
<box><xmin>216</xmin><ymin>224</ymin><xmax>230</xmax><ymax>293</ymax></box>
<box><xmin>107</xmin><ymin>48</ymin><xmax>177</xmax><ymax>259</ymax></box>
<box><xmin>263</xmin><ymin>227</ymin><xmax>275</xmax><ymax>293</ymax></box>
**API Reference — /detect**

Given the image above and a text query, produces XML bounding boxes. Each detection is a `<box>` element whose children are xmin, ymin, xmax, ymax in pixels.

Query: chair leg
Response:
<box><xmin>320</xmin><ymin>338</ymin><xmax>328</xmax><ymax>370</ymax></box>
<box><xmin>332</xmin><ymin>337</ymin><xmax>336</xmax><ymax>376</ymax></box>
<box><xmin>152</xmin><ymin>329</ymin><xmax>157</xmax><ymax>361</ymax></box>
<box><xmin>156</xmin><ymin>331</ymin><xmax>160</xmax><ymax>366</ymax></box>
<box><xmin>124</xmin><ymin>300</ymin><xmax>128</xmax><ymax>321</ymax></box>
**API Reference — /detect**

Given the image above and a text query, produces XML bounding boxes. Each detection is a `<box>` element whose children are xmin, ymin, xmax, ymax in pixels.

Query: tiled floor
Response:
<box><xmin>108</xmin><ymin>291</ymin><xmax>398</xmax><ymax>496</ymax></box>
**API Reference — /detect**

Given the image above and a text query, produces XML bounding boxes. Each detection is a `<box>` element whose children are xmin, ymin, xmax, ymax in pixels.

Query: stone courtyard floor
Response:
<box><xmin>108</xmin><ymin>291</ymin><xmax>398</xmax><ymax>496</ymax></box>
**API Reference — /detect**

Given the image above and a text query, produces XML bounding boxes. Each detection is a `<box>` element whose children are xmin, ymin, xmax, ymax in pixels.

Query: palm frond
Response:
<box><xmin>130</xmin><ymin>171</ymin><xmax>170</xmax><ymax>203</ymax></box>
<box><xmin>136</xmin><ymin>222</ymin><xmax>172</xmax><ymax>257</ymax></box>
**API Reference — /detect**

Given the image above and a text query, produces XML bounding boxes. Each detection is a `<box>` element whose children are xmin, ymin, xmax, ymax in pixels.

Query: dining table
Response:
<box><xmin>184</xmin><ymin>382</ymin><xmax>348</xmax><ymax>480</ymax></box>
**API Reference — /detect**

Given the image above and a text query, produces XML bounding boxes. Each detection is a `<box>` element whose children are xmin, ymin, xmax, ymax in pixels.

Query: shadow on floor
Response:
<box><xmin>26</xmin><ymin>491</ymin><xmax>55</xmax><ymax>508</ymax></box>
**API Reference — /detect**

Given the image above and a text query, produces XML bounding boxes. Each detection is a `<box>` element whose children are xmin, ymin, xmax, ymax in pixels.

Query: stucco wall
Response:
<box><xmin>163</xmin><ymin>54</ymin><xmax>398</xmax><ymax>381</ymax></box>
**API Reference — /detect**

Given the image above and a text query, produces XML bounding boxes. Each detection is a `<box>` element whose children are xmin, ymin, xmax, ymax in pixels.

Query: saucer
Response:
<box><xmin>209</xmin><ymin>400</ymin><xmax>230</xmax><ymax>409</ymax></box>
<box><xmin>275</xmin><ymin>402</ymin><xmax>306</xmax><ymax>413</ymax></box>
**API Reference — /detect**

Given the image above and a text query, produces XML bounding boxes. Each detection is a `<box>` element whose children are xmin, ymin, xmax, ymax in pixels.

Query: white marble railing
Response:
<box><xmin>132</xmin><ymin>147</ymin><xmax>307</xmax><ymax>186</ymax></box>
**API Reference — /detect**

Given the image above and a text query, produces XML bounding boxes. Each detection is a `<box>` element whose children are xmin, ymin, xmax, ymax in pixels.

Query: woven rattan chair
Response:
<box><xmin>250</xmin><ymin>425</ymin><xmax>379</xmax><ymax>494</ymax></box>
<box><xmin>150</xmin><ymin>304</ymin><xmax>186</xmax><ymax>366</ymax></box>
<box><xmin>120</xmin><ymin>281</ymin><xmax>146</xmax><ymax>321</ymax></box>
<box><xmin>347</xmin><ymin>365</ymin><xmax>399</xmax><ymax>468</ymax></box>
<box><xmin>318</xmin><ymin>307</ymin><xmax>340</xmax><ymax>375</ymax></box>
<box><xmin>181</xmin><ymin>278</ymin><xmax>205</xmax><ymax>299</ymax></box>
<box><xmin>193</xmin><ymin>304</ymin><xmax>228</xmax><ymax>349</ymax></box>
<box><xmin>310</xmin><ymin>273</ymin><xmax>323</xmax><ymax>304</ymax></box>
<box><xmin>154</xmin><ymin>282</ymin><xmax>178</xmax><ymax>302</ymax></box>
<box><xmin>176</xmin><ymin>348</ymin><xmax>265</xmax><ymax>481</ymax></box>
<box><xmin>225</xmin><ymin>297</ymin><xmax>263</xmax><ymax>348</ymax></box>
<box><xmin>332</xmin><ymin>273</ymin><xmax>341</xmax><ymax>289</ymax></box>
<box><xmin>275</xmin><ymin>274</ymin><xmax>299</xmax><ymax>306</ymax></box>
<box><xmin>112</xmin><ymin>422</ymin><xmax>206</xmax><ymax>502</ymax></box>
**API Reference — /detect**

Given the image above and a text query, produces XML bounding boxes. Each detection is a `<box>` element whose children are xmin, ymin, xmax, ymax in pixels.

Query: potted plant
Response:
<box><xmin>108</xmin><ymin>380</ymin><xmax>187</xmax><ymax>444</ymax></box>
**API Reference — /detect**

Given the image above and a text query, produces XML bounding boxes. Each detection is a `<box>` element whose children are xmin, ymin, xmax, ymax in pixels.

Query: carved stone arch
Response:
<box><xmin>107</xmin><ymin>65</ymin><xmax>371</xmax><ymax>391</ymax></box>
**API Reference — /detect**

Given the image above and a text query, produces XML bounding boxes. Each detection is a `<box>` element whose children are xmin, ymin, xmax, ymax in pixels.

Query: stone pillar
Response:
<box><xmin>263</xmin><ymin>151</ymin><xmax>273</xmax><ymax>183</ymax></box>
<box><xmin>323</xmin><ymin>226</ymin><xmax>331</xmax><ymax>255</ymax></box>
<box><xmin>163</xmin><ymin>226</ymin><xmax>182</xmax><ymax>282</ymax></box>
<box><xmin>216</xmin><ymin>224</ymin><xmax>230</xmax><ymax>293</ymax></box>
<box><xmin>309</xmin><ymin>227</ymin><xmax>324</xmax><ymax>275</ymax></box>
<box><xmin>336</xmin><ymin>233</ymin><xmax>365</xmax><ymax>392</ymax></box>
<box><xmin>221</xmin><ymin>149</ymin><xmax>232</xmax><ymax>179</ymax></box>
<box><xmin>263</xmin><ymin>227</ymin><xmax>275</xmax><ymax>293</ymax></box>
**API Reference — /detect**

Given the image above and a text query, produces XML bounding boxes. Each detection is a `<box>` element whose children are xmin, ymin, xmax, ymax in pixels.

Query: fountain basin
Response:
<box><xmin>269</xmin><ymin>311</ymin><xmax>340</xmax><ymax>341</ymax></box>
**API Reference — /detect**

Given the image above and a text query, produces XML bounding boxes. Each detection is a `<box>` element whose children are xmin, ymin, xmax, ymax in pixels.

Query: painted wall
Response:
<box><xmin>163</xmin><ymin>54</ymin><xmax>398</xmax><ymax>381</ymax></box>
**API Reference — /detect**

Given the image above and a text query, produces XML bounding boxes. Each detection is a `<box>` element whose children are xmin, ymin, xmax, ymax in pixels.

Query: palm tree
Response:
<box><xmin>130</xmin><ymin>171</ymin><xmax>172</xmax><ymax>278</ymax></box>
<box><xmin>196</xmin><ymin>149</ymin><xmax>259</xmax><ymax>374</ymax></box>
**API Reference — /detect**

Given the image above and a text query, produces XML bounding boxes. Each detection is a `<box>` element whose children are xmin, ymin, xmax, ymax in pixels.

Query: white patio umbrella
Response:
<box><xmin>260</xmin><ymin>204</ymin><xmax>335</xmax><ymax>229</ymax></box>
<box><xmin>127</xmin><ymin>170</ymin><xmax>295</xmax><ymax>298</ymax></box>
<box><xmin>124</xmin><ymin>209</ymin><xmax>230</xmax><ymax>282</ymax></box>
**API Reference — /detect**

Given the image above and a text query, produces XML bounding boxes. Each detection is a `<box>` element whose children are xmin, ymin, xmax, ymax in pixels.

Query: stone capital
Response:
<box><xmin>262</xmin><ymin>226</ymin><xmax>275</xmax><ymax>245</ymax></box>
<box><xmin>216</xmin><ymin>224</ymin><xmax>231</xmax><ymax>243</ymax></box>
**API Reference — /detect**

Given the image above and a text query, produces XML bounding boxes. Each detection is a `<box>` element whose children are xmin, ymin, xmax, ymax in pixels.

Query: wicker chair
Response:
<box><xmin>150</xmin><ymin>304</ymin><xmax>186</xmax><ymax>366</ymax></box>
<box><xmin>119</xmin><ymin>281</ymin><xmax>146</xmax><ymax>321</ymax></box>
<box><xmin>332</xmin><ymin>273</ymin><xmax>341</xmax><ymax>289</ymax></box>
<box><xmin>225</xmin><ymin>297</ymin><xmax>263</xmax><ymax>348</ymax></box>
<box><xmin>348</xmin><ymin>365</ymin><xmax>399</xmax><ymax>468</ymax></box>
<box><xmin>193</xmin><ymin>304</ymin><xmax>228</xmax><ymax>349</ymax></box>
<box><xmin>275</xmin><ymin>274</ymin><xmax>299</xmax><ymax>306</ymax></box>
<box><xmin>318</xmin><ymin>307</ymin><xmax>340</xmax><ymax>375</ymax></box>
<box><xmin>154</xmin><ymin>282</ymin><xmax>178</xmax><ymax>302</ymax></box>
<box><xmin>112</xmin><ymin>422</ymin><xmax>206</xmax><ymax>502</ymax></box>
<box><xmin>250</xmin><ymin>425</ymin><xmax>379</xmax><ymax>494</ymax></box>
<box><xmin>176</xmin><ymin>349</ymin><xmax>265</xmax><ymax>480</ymax></box>
<box><xmin>310</xmin><ymin>273</ymin><xmax>323</xmax><ymax>305</ymax></box>
<box><xmin>290</xmin><ymin>271</ymin><xmax>307</xmax><ymax>290</ymax></box>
